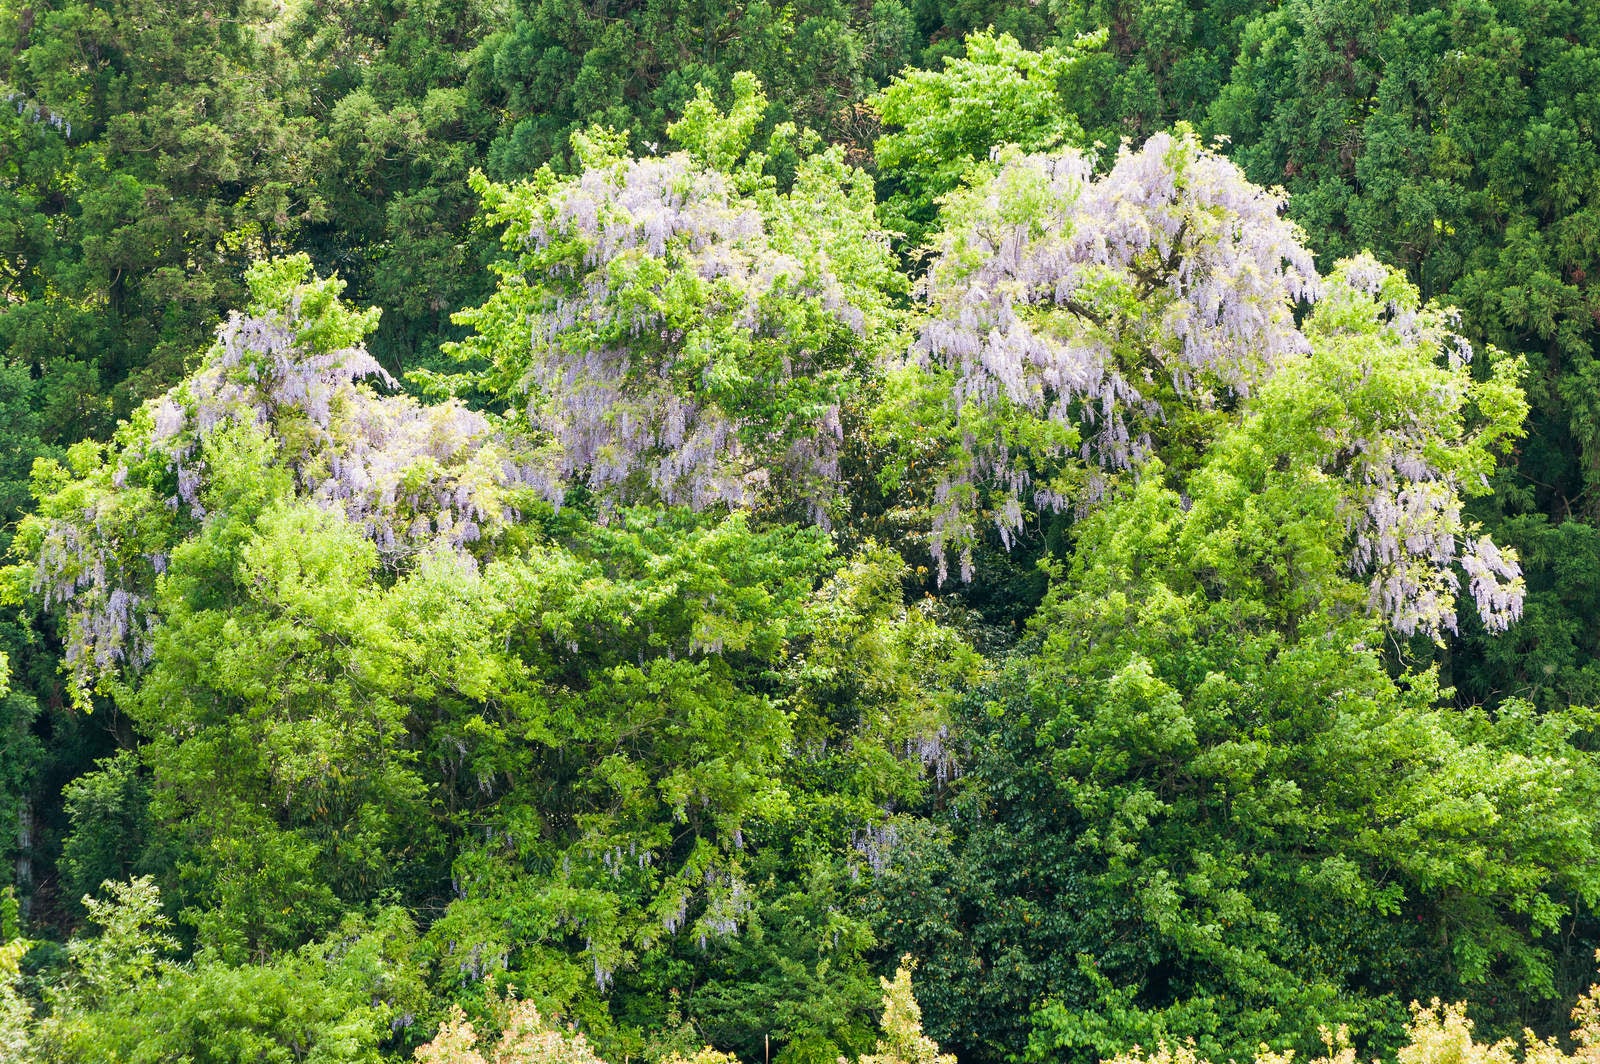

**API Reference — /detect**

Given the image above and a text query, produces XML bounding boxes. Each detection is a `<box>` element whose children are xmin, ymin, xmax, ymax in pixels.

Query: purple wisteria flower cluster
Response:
<box><xmin>912</xmin><ymin>134</ymin><xmax>1522</xmax><ymax>637</ymax></box>
<box><xmin>183</xmin><ymin>304</ymin><xmax>534</xmax><ymax>556</ymax></box>
<box><xmin>1311</xmin><ymin>258</ymin><xmax>1526</xmax><ymax>637</ymax></box>
<box><xmin>917</xmin><ymin>131</ymin><xmax>1321</xmax><ymax>580</ymax></box>
<box><xmin>30</xmin><ymin>291</ymin><xmax>537</xmax><ymax>700</ymax></box>
<box><xmin>497</xmin><ymin>148</ymin><xmax>885</xmax><ymax>523</ymax></box>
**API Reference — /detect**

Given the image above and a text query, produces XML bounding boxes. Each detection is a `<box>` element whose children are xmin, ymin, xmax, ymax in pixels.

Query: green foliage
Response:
<box><xmin>58</xmin><ymin>752</ymin><xmax>151</xmax><ymax>918</ymax></box>
<box><xmin>475</xmin><ymin>0</ymin><xmax>921</xmax><ymax>176</ymax></box>
<box><xmin>62</xmin><ymin>876</ymin><xmax>176</xmax><ymax>1008</ymax></box>
<box><xmin>135</xmin><ymin>500</ymin><xmax>427</xmax><ymax>956</ymax></box>
<box><xmin>290</xmin><ymin>0</ymin><xmax>506</xmax><ymax>372</ymax></box>
<box><xmin>869</xmin><ymin>29</ymin><xmax>1099</xmax><ymax>246</ymax></box>
<box><xmin>40</xmin><ymin>892</ymin><xmax>428</xmax><ymax>1062</ymax></box>
<box><xmin>0</xmin><ymin>0</ymin><xmax>318</xmax><ymax>425</ymax></box>
<box><xmin>0</xmin><ymin>936</ymin><xmax>33</xmax><ymax>1061</ymax></box>
<box><xmin>1455</xmin><ymin>516</ymin><xmax>1600</xmax><ymax>711</ymax></box>
<box><xmin>0</xmin><ymin>654</ymin><xmax>39</xmax><ymax>901</ymax></box>
<box><xmin>1106</xmin><ymin>975</ymin><xmax>1600</xmax><ymax>1064</ymax></box>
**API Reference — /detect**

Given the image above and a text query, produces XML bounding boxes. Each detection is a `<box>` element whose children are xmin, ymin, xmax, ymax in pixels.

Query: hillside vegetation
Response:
<box><xmin>4</xmin><ymin>2</ymin><xmax>1600</xmax><ymax>1061</ymax></box>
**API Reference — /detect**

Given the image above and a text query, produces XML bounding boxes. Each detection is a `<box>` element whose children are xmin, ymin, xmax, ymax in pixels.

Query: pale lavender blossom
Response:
<box><xmin>1311</xmin><ymin>256</ymin><xmax>1524</xmax><ymax>637</ymax></box>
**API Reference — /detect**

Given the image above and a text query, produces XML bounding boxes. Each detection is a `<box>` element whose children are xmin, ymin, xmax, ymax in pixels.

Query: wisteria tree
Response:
<box><xmin>893</xmin><ymin>128</ymin><xmax>1319</xmax><ymax>582</ymax></box>
<box><xmin>8</xmin><ymin>252</ymin><xmax>974</xmax><ymax>1037</ymax></box>
<box><xmin>867</xmin><ymin>262</ymin><xmax>1548</xmax><ymax>1064</ymax></box>
<box><xmin>892</xmin><ymin>129</ymin><xmax>1524</xmax><ymax>638</ymax></box>
<box><xmin>1005</xmin><ymin>263</ymin><xmax>1549</xmax><ymax>1055</ymax></box>
<box><xmin>10</xmin><ymin>255</ymin><xmax>534</xmax><ymax>707</ymax></box>
<box><xmin>448</xmin><ymin>73</ymin><xmax>903</xmax><ymax>526</ymax></box>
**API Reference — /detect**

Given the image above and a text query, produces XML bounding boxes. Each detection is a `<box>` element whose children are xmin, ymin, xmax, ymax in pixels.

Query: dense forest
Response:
<box><xmin>4</xmin><ymin>0</ymin><xmax>1600</xmax><ymax>1060</ymax></box>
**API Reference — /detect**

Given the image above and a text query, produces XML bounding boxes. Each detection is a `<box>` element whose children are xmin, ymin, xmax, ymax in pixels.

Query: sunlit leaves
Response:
<box><xmin>869</xmin><ymin>29</ymin><xmax>1101</xmax><ymax>245</ymax></box>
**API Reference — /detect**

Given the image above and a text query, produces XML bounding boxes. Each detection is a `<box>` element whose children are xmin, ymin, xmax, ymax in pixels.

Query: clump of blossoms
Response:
<box><xmin>908</xmin><ymin>132</ymin><xmax>1523</xmax><ymax>638</ymax></box>
<box><xmin>16</xmin><ymin>255</ymin><xmax>536</xmax><ymax>704</ymax></box>
<box><xmin>1284</xmin><ymin>255</ymin><xmax>1527</xmax><ymax>638</ymax></box>
<box><xmin>451</xmin><ymin>74</ymin><xmax>901</xmax><ymax>524</ymax></box>
<box><xmin>176</xmin><ymin>303</ymin><xmax>535</xmax><ymax>557</ymax></box>
<box><xmin>912</xmin><ymin>129</ymin><xmax>1321</xmax><ymax>581</ymax></box>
